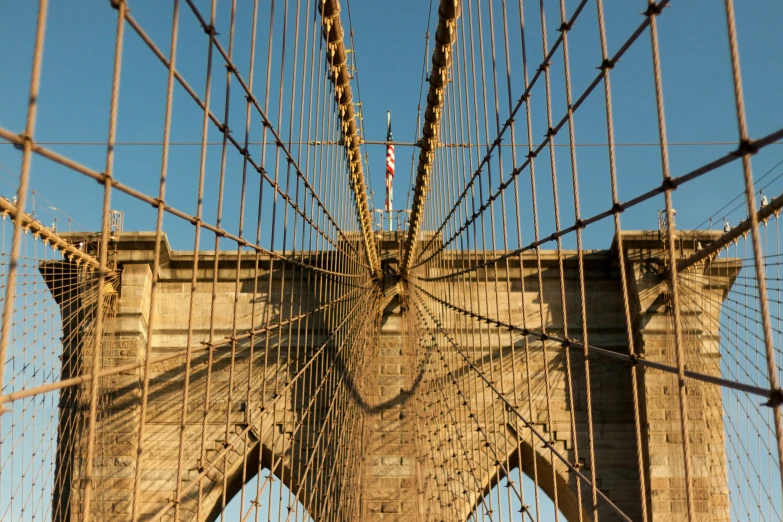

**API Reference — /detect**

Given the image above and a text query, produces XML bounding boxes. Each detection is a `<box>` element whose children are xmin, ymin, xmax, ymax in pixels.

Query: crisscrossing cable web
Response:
<box><xmin>1</xmin><ymin>0</ymin><xmax>379</xmax><ymax>520</ymax></box>
<box><xmin>402</xmin><ymin>0</ymin><xmax>783</xmax><ymax>521</ymax></box>
<box><xmin>0</xmin><ymin>0</ymin><xmax>783</xmax><ymax>521</ymax></box>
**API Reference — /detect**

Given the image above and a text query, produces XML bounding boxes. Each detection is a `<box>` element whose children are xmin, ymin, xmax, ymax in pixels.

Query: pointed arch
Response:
<box><xmin>464</xmin><ymin>431</ymin><xmax>588</xmax><ymax>522</ymax></box>
<box><xmin>203</xmin><ymin>438</ymin><xmax>314</xmax><ymax>522</ymax></box>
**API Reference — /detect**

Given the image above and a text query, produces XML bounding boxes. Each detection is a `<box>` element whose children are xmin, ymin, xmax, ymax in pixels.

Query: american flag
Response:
<box><xmin>385</xmin><ymin>112</ymin><xmax>394</xmax><ymax>222</ymax></box>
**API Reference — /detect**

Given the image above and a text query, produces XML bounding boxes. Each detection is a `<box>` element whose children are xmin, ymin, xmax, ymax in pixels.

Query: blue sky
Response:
<box><xmin>1</xmin><ymin>0</ymin><xmax>782</xmax><ymax>253</ymax></box>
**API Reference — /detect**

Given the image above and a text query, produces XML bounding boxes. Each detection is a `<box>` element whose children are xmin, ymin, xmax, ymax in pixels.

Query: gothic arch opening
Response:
<box><xmin>465</xmin><ymin>439</ymin><xmax>586</xmax><ymax>522</ymax></box>
<box><xmin>221</xmin><ymin>470</ymin><xmax>312</xmax><ymax>522</ymax></box>
<box><xmin>473</xmin><ymin>472</ymin><xmax>566</xmax><ymax>522</ymax></box>
<box><xmin>207</xmin><ymin>441</ymin><xmax>313</xmax><ymax>522</ymax></box>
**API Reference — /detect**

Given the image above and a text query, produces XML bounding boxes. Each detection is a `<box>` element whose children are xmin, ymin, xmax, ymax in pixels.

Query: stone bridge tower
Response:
<box><xmin>43</xmin><ymin>230</ymin><xmax>737</xmax><ymax>521</ymax></box>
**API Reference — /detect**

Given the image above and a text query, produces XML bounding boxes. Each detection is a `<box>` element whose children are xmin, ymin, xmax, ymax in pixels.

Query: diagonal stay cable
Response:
<box><xmin>410</xmin><ymin>0</ymin><xmax>591</xmax><ymax>269</ymax></box>
<box><xmin>674</xmin><ymin>188</ymin><xmax>783</xmax><ymax>275</ymax></box>
<box><xmin>414</xmin><ymin>125</ymin><xmax>783</xmax><ymax>281</ymax></box>
<box><xmin>0</xmin><ymin>127</ymin><xmax>363</xmax><ymax>278</ymax></box>
<box><xmin>0</xmin><ymin>279</ymin><xmax>373</xmax><ymax>407</ymax></box>
<box><xmin>147</xmin><ymin>285</ymin><xmax>376</xmax><ymax>522</ymax></box>
<box><xmin>681</xmin><ymin>156</ymin><xmax>783</xmax><ymax>238</ymax></box>
<box><xmin>409</xmin><ymin>288</ymin><xmax>633</xmax><ymax>522</ymax></box>
<box><xmin>0</xmin><ymin>198</ymin><xmax>103</xmax><ymax>272</ymax></box>
<box><xmin>124</xmin><ymin>8</ymin><xmax>369</xmax><ymax>268</ymax></box>
<box><xmin>413</xmin><ymin>0</ymin><xmax>723</xmax><ymax>271</ymax></box>
<box><xmin>181</xmin><ymin>0</ymin><xmax>367</xmax><ymax>263</ymax></box>
<box><xmin>407</xmin><ymin>294</ymin><xmax>535</xmax><ymax>522</ymax></box>
<box><xmin>408</xmin><ymin>279</ymin><xmax>781</xmax><ymax>402</ymax></box>
<box><xmin>415</xmin><ymin>0</ymin><xmax>783</xmax><ymax>271</ymax></box>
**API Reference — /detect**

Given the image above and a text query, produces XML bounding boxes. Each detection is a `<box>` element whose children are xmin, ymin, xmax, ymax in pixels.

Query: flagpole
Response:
<box><xmin>387</xmin><ymin>111</ymin><xmax>392</xmax><ymax>232</ymax></box>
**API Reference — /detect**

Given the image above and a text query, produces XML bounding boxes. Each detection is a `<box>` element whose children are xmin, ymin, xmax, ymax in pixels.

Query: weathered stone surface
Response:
<box><xmin>46</xmin><ymin>231</ymin><xmax>734</xmax><ymax>521</ymax></box>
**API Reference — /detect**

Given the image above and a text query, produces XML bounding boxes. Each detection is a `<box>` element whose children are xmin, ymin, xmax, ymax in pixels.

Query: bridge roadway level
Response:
<box><xmin>43</xmin><ymin>231</ymin><xmax>737</xmax><ymax>521</ymax></box>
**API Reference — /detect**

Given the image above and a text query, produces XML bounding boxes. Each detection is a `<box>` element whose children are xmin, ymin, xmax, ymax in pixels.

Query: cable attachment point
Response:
<box><xmin>763</xmin><ymin>388</ymin><xmax>783</xmax><ymax>408</ymax></box>
<box><xmin>558</xmin><ymin>20</ymin><xmax>573</xmax><ymax>32</ymax></box>
<box><xmin>14</xmin><ymin>133</ymin><xmax>33</xmax><ymax>152</ymax></box>
<box><xmin>661</xmin><ymin>177</ymin><xmax>677</xmax><ymax>191</ymax></box>
<box><xmin>629</xmin><ymin>353</ymin><xmax>645</xmax><ymax>366</ymax></box>
<box><xmin>644</xmin><ymin>2</ymin><xmax>664</xmax><ymax>17</ymax></box>
<box><xmin>735</xmin><ymin>138</ymin><xmax>759</xmax><ymax>157</ymax></box>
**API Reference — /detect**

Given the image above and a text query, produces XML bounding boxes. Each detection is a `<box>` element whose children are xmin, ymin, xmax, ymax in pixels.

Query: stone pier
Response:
<box><xmin>43</xmin><ymin>230</ymin><xmax>737</xmax><ymax>521</ymax></box>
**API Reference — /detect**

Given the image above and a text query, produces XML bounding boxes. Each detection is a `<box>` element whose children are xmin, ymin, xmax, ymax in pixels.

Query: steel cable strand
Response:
<box><xmin>129</xmin><ymin>0</ymin><xmax>183</xmax><ymax>517</ymax></box>
<box><xmin>413</xmin><ymin>118</ymin><xmax>783</xmax><ymax>282</ymax></box>
<box><xmin>122</xmin><ymin>7</ymin><xmax>368</xmax><ymax>268</ymax></box>
<box><xmin>644</xmin><ymin>0</ymin><xmax>697</xmax><ymax>516</ymax></box>
<box><xmin>410</xmin><ymin>289</ymin><xmax>634</xmax><ymax>521</ymax></box>
<box><xmin>247</xmin><ymin>291</ymin><xmax>379</xmax><ymax>522</ymax></box>
<box><xmin>0</xmin><ymin>281</ymin><xmax>371</xmax><ymax>409</ymax></box>
<box><xmin>405</xmin><ymin>291</ymin><xmax>499</xmax><ymax>521</ymax></box>
<box><xmin>408</xmin><ymin>292</ymin><xmax>537</xmax><ymax>521</ymax></box>
<box><xmin>0</xmin><ymin>0</ymin><xmax>48</xmax><ymax>430</ymax></box>
<box><xmin>0</xmin><ymin>128</ymin><xmax>366</xmax><ymax>279</ymax></box>
<box><xmin>555</xmin><ymin>0</ymin><xmax>603</xmax><ymax>514</ymax></box>
<box><xmin>147</xmin><ymin>285</ymin><xmax>376</xmax><ymax>521</ymax></box>
<box><xmin>410</xmin><ymin>279</ymin><xmax>779</xmax><ymax>399</ymax></box>
<box><xmin>673</xmin><ymin>289</ymin><xmax>776</xmax><ymax>520</ymax></box>
<box><xmin>409</xmin><ymin>0</ymin><xmax>592</xmax><ymax>269</ymax></box>
<box><xmin>171</xmin><ymin>0</ymin><xmax>223</xmax><ymax>513</ymax></box>
<box><xmin>184</xmin><ymin>0</ymin><xmax>374</xmax><ymax>270</ymax></box>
